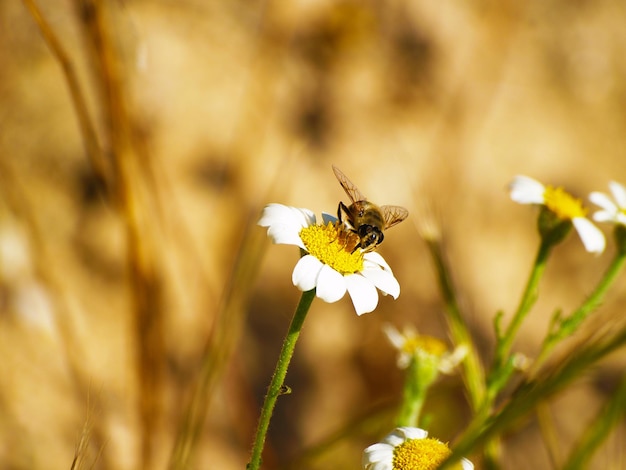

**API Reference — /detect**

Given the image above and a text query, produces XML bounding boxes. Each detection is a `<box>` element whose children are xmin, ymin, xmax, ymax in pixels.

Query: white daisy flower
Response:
<box><xmin>509</xmin><ymin>175</ymin><xmax>605</xmax><ymax>254</ymax></box>
<box><xmin>589</xmin><ymin>181</ymin><xmax>626</xmax><ymax>226</ymax></box>
<box><xmin>383</xmin><ymin>324</ymin><xmax>467</xmax><ymax>373</ymax></box>
<box><xmin>258</xmin><ymin>204</ymin><xmax>400</xmax><ymax>315</ymax></box>
<box><xmin>362</xmin><ymin>427</ymin><xmax>474</xmax><ymax>470</ymax></box>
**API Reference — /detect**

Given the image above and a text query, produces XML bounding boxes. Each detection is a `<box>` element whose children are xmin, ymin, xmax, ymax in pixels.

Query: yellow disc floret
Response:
<box><xmin>402</xmin><ymin>335</ymin><xmax>448</xmax><ymax>358</ymax></box>
<box><xmin>299</xmin><ymin>222</ymin><xmax>364</xmax><ymax>274</ymax></box>
<box><xmin>543</xmin><ymin>185</ymin><xmax>587</xmax><ymax>220</ymax></box>
<box><xmin>392</xmin><ymin>437</ymin><xmax>463</xmax><ymax>470</ymax></box>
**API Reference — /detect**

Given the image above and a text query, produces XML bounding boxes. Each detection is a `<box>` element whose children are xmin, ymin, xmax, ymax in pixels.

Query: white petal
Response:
<box><xmin>265</xmin><ymin>224</ymin><xmax>306</xmax><ymax>248</ymax></box>
<box><xmin>321</xmin><ymin>212</ymin><xmax>338</xmax><ymax>224</ymax></box>
<box><xmin>592</xmin><ymin>210</ymin><xmax>616</xmax><ymax>223</ymax></box>
<box><xmin>439</xmin><ymin>344</ymin><xmax>468</xmax><ymax>374</ymax></box>
<box><xmin>396</xmin><ymin>426</ymin><xmax>429</xmax><ymax>440</ymax></box>
<box><xmin>609</xmin><ymin>181</ymin><xmax>626</xmax><ymax>208</ymax></box>
<box><xmin>366</xmin><ymin>462</ymin><xmax>391</xmax><ymax>470</ymax></box>
<box><xmin>509</xmin><ymin>175</ymin><xmax>545</xmax><ymax>204</ymax></box>
<box><xmin>381</xmin><ymin>431</ymin><xmax>405</xmax><ymax>447</ymax></box>
<box><xmin>572</xmin><ymin>217</ymin><xmax>606</xmax><ymax>254</ymax></box>
<box><xmin>258</xmin><ymin>203</ymin><xmax>315</xmax><ymax>228</ymax></box>
<box><xmin>361</xmin><ymin>266</ymin><xmax>400</xmax><ymax>299</ymax></box>
<box><xmin>292</xmin><ymin>255</ymin><xmax>323</xmax><ymax>291</ymax></box>
<box><xmin>345</xmin><ymin>274</ymin><xmax>379</xmax><ymax>315</ymax></box>
<box><xmin>381</xmin><ymin>427</ymin><xmax>427</xmax><ymax>447</ymax></box>
<box><xmin>362</xmin><ymin>443</ymin><xmax>394</xmax><ymax>469</ymax></box>
<box><xmin>589</xmin><ymin>192</ymin><xmax>617</xmax><ymax>214</ymax></box>
<box><xmin>461</xmin><ymin>457</ymin><xmax>475</xmax><ymax>469</ymax></box>
<box><xmin>259</xmin><ymin>204</ymin><xmax>315</xmax><ymax>249</ymax></box>
<box><xmin>382</xmin><ymin>323</ymin><xmax>405</xmax><ymax>349</ymax></box>
<box><xmin>315</xmin><ymin>265</ymin><xmax>347</xmax><ymax>303</ymax></box>
<box><xmin>363</xmin><ymin>251</ymin><xmax>392</xmax><ymax>272</ymax></box>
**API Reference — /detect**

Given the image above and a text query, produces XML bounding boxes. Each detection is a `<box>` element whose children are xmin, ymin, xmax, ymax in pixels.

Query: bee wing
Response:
<box><xmin>332</xmin><ymin>165</ymin><xmax>366</xmax><ymax>203</ymax></box>
<box><xmin>381</xmin><ymin>205</ymin><xmax>409</xmax><ymax>229</ymax></box>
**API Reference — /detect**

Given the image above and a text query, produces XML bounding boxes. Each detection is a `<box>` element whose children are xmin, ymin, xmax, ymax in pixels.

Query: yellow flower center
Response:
<box><xmin>299</xmin><ymin>222</ymin><xmax>364</xmax><ymax>274</ymax></box>
<box><xmin>392</xmin><ymin>438</ymin><xmax>463</xmax><ymax>470</ymax></box>
<box><xmin>402</xmin><ymin>336</ymin><xmax>448</xmax><ymax>358</ymax></box>
<box><xmin>543</xmin><ymin>185</ymin><xmax>587</xmax><ymax>220</ymax></box>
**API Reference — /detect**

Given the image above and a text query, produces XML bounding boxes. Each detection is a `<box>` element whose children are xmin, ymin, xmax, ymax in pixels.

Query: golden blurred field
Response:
<box><xmin>1</xmin><ymin>0</ymin><xmax>626</xmax><ymax>469</ymax></box>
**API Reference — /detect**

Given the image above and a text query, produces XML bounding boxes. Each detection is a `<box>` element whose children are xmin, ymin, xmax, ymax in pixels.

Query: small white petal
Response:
<box><xmin>362</xmin><ymin>458</ymin><xmax>387</xmax><ymax>470</ymax></box>
<box><xmin>259</xmin><ymin>204</ymin><xmax>315</xmax><ymax>249</ymax></box>
<box><xmin>266</xmin><ymin>224</ymin><xmax>306</xmax><ymax>248</ymax></box>
<box><xmin>592</xmin><ymin>210</ymin><xmax>616</xmax><ymax>223</ymax></box>
<box><xmin>439</xmin><ymin>344</ymin><xmax>468</xmax><ymax>374</ymax></box>
<box><xmin>509</xmin><ymin>175</ymin><xmax>546</xmax><ymax>204</ymax></box>
<box><xmin>396</xmin><ymin>426</ymin><xmax>429</xmax><ymax>440</ymax></box>
<box><xmin>362</xmin><ymin>443</ymin><xmax>394</xmax><ymax>470</ymax></box>
<box><xmin>367</xmin><ymin>462</ymin><xmax>390</xmax><ymax>470</ymax></box>
<box><xmin>258</xmin><ymin>203</ymin><xmax>315</xmax><ymax>228</ymax></box>
<box><xmin>345</xmin><ymin>274</ymin><xmax>379</xmax><ymax>315</ymax></box>
<box><xmin>361</xmin><ymin>266</ymin><xmax>400</xmax><ymax>299</ymax></box>
<box><xmin>609</xmin><ymin>181</ymin><xmax>626</xmax><ymax>208</ymax></box>
<box><xmin>381</xmin><ymin>431</ymin><xmax>405</xmax><ymax>448</ymax></box>
<box><xmin>382</xmin><ymin>324</ymin><xmax>405</xmax><ymax>349</ymax></box>
<box><xmin>292</xmin><ymin>255</ymin><xmax>323</xmax><ymax>291</ymax></box>
<box><xmin>461</xmin><ymin>457</ymin><xmax>475</xmax><ymax>469</ymax></box>
<box><xmin>321</xmin><ymin>212</ymin><xmax>338</xmax><ymax>224</ymax></box>
<box><xmin>316</xmin><ymin>265</ymin><xmax>347</xmax><ymax>303</ymax></box>
<box><xmin>381</xmin><ymin>427</ymin><xmax>428</xmax><ymax>447</ymax></box>
<box><xmin>363</xmin><ymin>251</ymin><xmax>392</xmax><ymax>272</ymax></box>
<box><xmin>572</xmin><ymin>217</ymin><xmax>606</xmax><ymax>254</ymax></box>
<box><xmin>589</xmin><ymin>191</ymin><xmax>618</xmax><ymax>214</ymax></box>
<box><xmin>365</xmin><ymin>462</ymin><xmax>388</xmax><ymax>470</ymax></box>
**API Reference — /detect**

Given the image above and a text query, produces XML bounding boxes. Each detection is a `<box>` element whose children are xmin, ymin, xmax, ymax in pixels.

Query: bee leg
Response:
<box><xmin>338</xmin><ymin>201</ymin><xmax>352</xmax><ymax>226</ymax></box>
<box><xmin>335</xmin><ymin>202</ymin><xmax>356</xmax><ymax>251</ymax></box>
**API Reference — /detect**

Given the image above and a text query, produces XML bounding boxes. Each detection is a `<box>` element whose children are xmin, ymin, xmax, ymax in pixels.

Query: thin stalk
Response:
<box><xmin>493</xmin><ymin>238</ymin><xmax>552</xmax><ymax>372</ymax></box>
<box><xmin>395</xmin><ymin>359</ymin><xmax>431</xmax><ymax>428</ymax></box>
<box><xmin>535</xmin><ymin>251</ymin><xmax>626</xmax><ymax>371</ymax></box>
<box><xmin>247</xmin><ymin>289</ymin><xmax>316</xmax><ymax>470</ymax></box>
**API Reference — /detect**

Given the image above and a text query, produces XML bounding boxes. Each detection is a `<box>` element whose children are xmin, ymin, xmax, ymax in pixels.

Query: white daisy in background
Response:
<box><xmin>383</xmin><ymin>324</ymin><xmax>467</xmax><ymax>373</ymax></box>
<box><xmin>509</xmin><ymin>175</ymin><xmax>605</xmax><ymax>254</ymax></box>
<box><xmin>362</xmin><ymin>427</ymin><xmax>474</xmax><ymax>470</ymax></box>
<box><xmin>589</xmin><ymin>181</ymin><xmax>626</xmax><ymax>226</ymax></box>
<box><xmin>258</xmin><ymin>203</ymin><xmax>400</xmax><ymax>315</ymax></box>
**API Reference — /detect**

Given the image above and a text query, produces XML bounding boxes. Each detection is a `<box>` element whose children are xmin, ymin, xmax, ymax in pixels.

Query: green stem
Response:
<box><xmin>535</xmin><ymin>251</ymin><xmax>626</xmax><ymax>369</ymax></box>
<box><xmin>247</xmin><ymin>289</ymin><xmax>316</xmax><ymax>470</ymax></box>
<box><xmin>493</xmin><ymin>238</ymin><xmax>552</xmax><ymax>372</ymax></box>
<box><xmin>395</xmin><ymin>359</ymin><xmax>433</xmax><ymax>428</ymax></box>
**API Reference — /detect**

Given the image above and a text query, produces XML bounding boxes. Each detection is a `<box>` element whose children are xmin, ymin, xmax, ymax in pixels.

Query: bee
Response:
<box><xmin>332</xmin><ymin>165</ymin><xmax>408</xmax><ymax>252</ymax></box>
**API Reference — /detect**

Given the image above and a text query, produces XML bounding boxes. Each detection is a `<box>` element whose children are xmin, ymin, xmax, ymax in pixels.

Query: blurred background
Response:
<box><xmin>1</xmin><ymin>0</ymin><xmax>626</xmax><ymax>468</ymax></box>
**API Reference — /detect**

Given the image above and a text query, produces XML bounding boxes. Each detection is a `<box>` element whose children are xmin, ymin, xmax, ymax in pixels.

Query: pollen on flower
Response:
<box><xmin>392</xmin><ymin>438</ymin><xmax>461</xmax><ymax>470</ymax></box>
<box><xmin>543</xmin><ymin>185</ymin><xmax>587</xmax><ymax>220</ymax></box>
<box><xmin>299</xmin><ymin>222</ymin><xmax>364</xmax><ymax>274</ymax></box>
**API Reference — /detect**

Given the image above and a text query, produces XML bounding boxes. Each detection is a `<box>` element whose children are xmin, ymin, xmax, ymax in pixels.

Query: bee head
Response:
<box><xmin>358</xmin><ymin>225</ymin><xmax>384</xmax><ymax>249</ymax></box>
